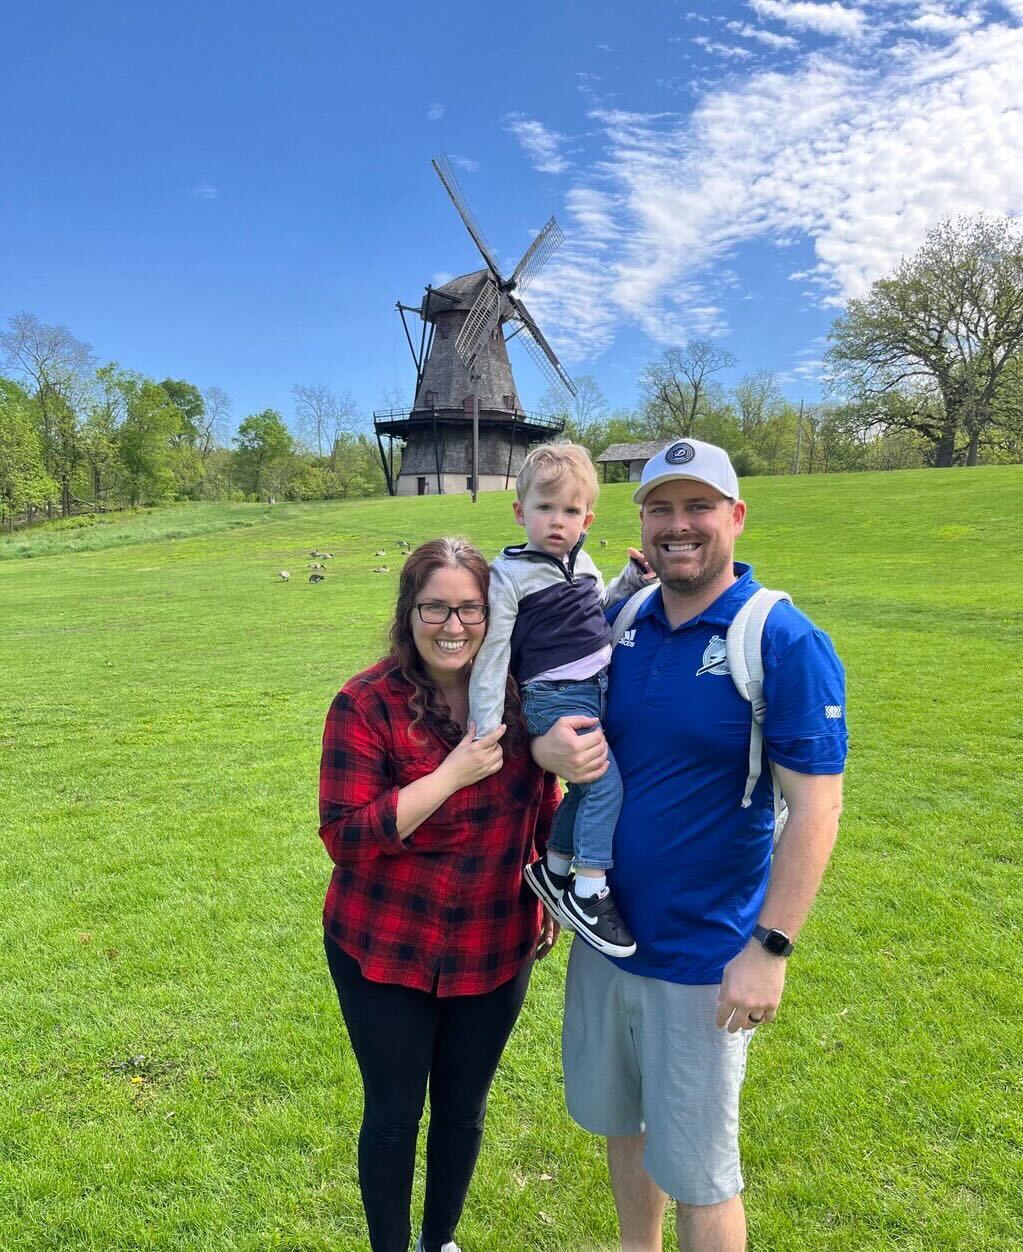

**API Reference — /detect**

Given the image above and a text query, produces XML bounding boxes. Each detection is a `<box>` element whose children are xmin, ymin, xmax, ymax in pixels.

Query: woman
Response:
<box><xmin>319</xmin><ymin>537</ymin><xmax>560</xmax><ymax>1252</ymax></box>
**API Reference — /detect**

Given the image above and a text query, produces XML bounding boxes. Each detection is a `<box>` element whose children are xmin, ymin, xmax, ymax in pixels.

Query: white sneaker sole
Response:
<box><xmin>523</xmin><ymin>864</ymin><xmax>576</xmax><ymax>933</ymax></box>
<box><xmin>560</xmin><ymin>898</ymin><xmax>637</xmax><ymax>958</ymax></box>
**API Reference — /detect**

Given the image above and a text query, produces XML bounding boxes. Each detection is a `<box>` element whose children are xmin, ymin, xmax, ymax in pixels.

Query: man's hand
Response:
<box><xmin>535</xmin><ymin>908</ymin><xmax>561</xmax><ymax>960</ymax></box>
<box><xmin>530</xmin><ymin>715</ymin><xmax>609</xmax><ymax>784</ymax></box>
<box><xmin>716</xmin><ymin>942</ymin><xmax>787</xmax><ymax>1033</ymax></box>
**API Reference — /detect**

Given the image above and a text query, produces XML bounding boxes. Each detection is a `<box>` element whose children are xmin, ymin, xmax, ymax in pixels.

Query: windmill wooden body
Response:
<box><xmin>374</xmin><ymin>156</ymin><xmax>574</xmax><ymax>498</ymax></box>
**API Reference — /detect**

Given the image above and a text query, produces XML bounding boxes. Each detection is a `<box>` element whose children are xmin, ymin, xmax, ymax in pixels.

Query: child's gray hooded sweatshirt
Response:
<box><xmin>469</xmin><ymin>538</ymin><xmax>647</xmax><ymax>736</ymax></box>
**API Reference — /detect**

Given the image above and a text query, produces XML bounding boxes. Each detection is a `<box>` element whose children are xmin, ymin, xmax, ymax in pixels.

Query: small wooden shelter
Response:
<box><xmin>595</xmin><ymin>441</ymin><xmax>667</xmax><ymax>482</ymax></box>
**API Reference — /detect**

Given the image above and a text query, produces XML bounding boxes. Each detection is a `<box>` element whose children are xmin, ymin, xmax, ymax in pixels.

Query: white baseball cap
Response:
<box><xmin>632</xmin><ymin>438</ymin><xmax>740</xmax><ymax>504</ymax></box>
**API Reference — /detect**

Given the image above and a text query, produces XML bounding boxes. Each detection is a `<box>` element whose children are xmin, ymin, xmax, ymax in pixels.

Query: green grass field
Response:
<box><xmin>2</xmin><ymin>468</ymin><xmax>1021</xmax><ymax>1251</ymax></box>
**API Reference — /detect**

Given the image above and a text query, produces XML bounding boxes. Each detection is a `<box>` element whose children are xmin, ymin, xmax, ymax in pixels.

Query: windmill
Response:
<box><xmin>374</xmin><ymin>155</ymin><xmax>574</xmax><ymax>500</ymax></box>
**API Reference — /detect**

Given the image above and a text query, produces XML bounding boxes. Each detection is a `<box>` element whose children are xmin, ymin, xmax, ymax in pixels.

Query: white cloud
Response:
<box><xmin>726</xmin><ymin>20</ymin><xmax>801</xmax><ymax>47</ymax></box>
<box><xmin>693</xmin><ymin>36</ymin><xmax>755</xmax><ymax>58</ymax></box>
<box><xmin>427</xmin><ymin>103</ymin><xmax>445</xmax><ymax>121</ymax></box>
<box><xmin>505</xmin><ymin>114</ymin><xmax>569</xmax><ymax>174</ymax></box>
<box><xmin>748</xmin><ymin>0</ymin><xmax>867</xmax><ymax>38</ymax></box>
<box><xmin>450</xmin><ymin>154</ymin><xmax>480</xmax><ymax>173</ymax></box>
<box><xmin>527</xmin><ymin>19</ymin><xmax>1023</xmax><ymax>358</ymax></box>
<box><xmin>192</xmin><ymin>184</ymin><xmax>219</xmax><ymax>200</ymax></box>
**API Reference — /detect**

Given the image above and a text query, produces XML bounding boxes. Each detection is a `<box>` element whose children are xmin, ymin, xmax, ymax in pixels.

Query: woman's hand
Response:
<box><xmin>531</xmin><ymin>716</ymin><xmax>608</xmax><ymax>784</ymax></box>
<box><xmin>535</xmin><ymin>907</ymin><xmax>561</xmax><ymax>960</ymax></box>
<box><xmin>438</xmin><ymin>723</ymin><xmax>507</xmax><ymax>793</ymax></box>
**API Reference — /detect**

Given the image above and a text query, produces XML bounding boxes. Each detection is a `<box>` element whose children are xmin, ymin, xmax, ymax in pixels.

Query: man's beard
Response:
<box><xmin>653</xmin><ymin>545</ymin><xmax>731</xmax><ymax>596</ymax></box>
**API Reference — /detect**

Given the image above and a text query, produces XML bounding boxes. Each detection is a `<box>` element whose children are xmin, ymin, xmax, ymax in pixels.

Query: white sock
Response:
<box><xmin>546</xmin><ymin>850</ymin><xmax>573</xmax><ymax>877</ymax></box>
<box><xmin>574</xmin><ymin>874</ymin><xmax>606</xmax><ymax>898</ymax></box>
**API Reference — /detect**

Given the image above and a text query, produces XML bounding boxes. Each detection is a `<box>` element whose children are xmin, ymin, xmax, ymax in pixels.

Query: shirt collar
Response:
<box><xmin>636</xmin><ymin>562</ymin><xmax>760</xmax><ymax>632</ymax></box>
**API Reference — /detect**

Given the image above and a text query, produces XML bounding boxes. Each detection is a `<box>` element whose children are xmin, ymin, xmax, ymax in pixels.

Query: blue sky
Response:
<box><xmin>3</xmin><ymin>0</ymin><xmax>1022</xmax><ymax>430</ymax></box>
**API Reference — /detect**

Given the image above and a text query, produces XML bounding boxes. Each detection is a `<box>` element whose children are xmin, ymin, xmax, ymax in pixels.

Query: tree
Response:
<box><xmin>199</xmin><ymin>386</ymin><xmax>232</xmax><ymax>462</ymax></box>
<box><xmin>0</xmin><ymin>379</ymin><xmax>57</xmax><ymax>530</ymax></box>
<box><xmin>292</xmin><ymin>384</ymin><xmax>358</xmax><ymax>468</ymax></box>
<box><xmin>733</xmin><ymin>370</ymin><xmax>783</xmax><ymax>434</ymax></box>
<box><xmin>116</xmin><ymin>375</ymin><xmax>183</xmax><ymax>505</ymax></box>
<box><xmin>233</xmin><ymin>409</ymin><xmax>294</xmax><ymax>500</ymax></box>
<box><xmin>159</xmin><ymin>379</ymin><xmax>205</xmax><ymax>447</ymax></box>
<box><xmin>83</xmin><ymin>364</ymin><xmax>127</xmax><ymax>507</ymax></box>
<box><xmin>538</xmin><ymin>374</ymin><xmax>609</xmax><ymax>431</ymax></box>
<box><xmin>639</xmin><ymin>341</ymin><xmax>737</xmax><ymax>439</ymax></box>
<box><xmin>826</xmin><ymin>215</ymin><xmax>1023</xmax><ymax>466</ymax></box>
<box><xmin>0</xmin><ymin>313</ymin><xmax>96</xmax><ymax>514</ymax></box>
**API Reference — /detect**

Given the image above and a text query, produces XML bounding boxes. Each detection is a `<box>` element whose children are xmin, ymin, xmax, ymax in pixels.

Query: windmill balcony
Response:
<box><xmin>372</xmin><ymin>406</ymin><xmax>564</xmax><ymax>438</ymax></box>
<box><xmin>372</xmin><ymin>406</ymin><xmax>565</xmax><ymax>497</ymax></box>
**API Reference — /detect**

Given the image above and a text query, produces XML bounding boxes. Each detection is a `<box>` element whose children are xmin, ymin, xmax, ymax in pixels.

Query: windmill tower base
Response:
<box><xmin>373</xmin><ymin>409</ymin><xmax>564</xmax><ymax>496</ymax></box>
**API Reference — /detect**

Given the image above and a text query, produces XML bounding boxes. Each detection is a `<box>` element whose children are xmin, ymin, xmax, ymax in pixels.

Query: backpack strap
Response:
<box><xmin>609</xmin><ymin>583</ymin><xmax>659</xmax><ymax>647</ymax></box>
<box><xmin>725</xmin><ymin>588</ymin><xmax>792</xmax><ymax>809</ymax></box>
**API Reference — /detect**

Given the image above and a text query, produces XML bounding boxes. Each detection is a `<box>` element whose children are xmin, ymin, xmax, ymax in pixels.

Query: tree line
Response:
<box><xmin>3</xmin><ymin>213</ymin><xmax>1020</xmax><ymax>529</ymax></box>
<box><xmin>547</xmin><ymin>215</ymin><xmax>1023</xmax><ymax>478</ymax></box>
<box><xmin>0</xmin><ymin>318</ymin><xmax>386</xmax><ymax>530</ymax></box>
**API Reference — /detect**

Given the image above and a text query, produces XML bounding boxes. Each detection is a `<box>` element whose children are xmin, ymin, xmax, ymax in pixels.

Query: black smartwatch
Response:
<box><xmin>752</xmin><ymin>924</ymin><xmax>794</xmax><ymax>958</ymax></box>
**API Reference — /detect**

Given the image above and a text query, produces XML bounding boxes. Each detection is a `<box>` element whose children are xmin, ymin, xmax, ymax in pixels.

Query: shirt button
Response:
<box><xmin>652</xmin><ymin>669</ymin><xmax>660</xmax><ymax>676</ymax></box>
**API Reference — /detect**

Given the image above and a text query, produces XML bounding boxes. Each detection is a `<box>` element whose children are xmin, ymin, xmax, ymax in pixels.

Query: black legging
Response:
<box><xmin>325</xmin><ymin>937</ymin><xmax>532</xmax><ymax>1252</ymax></box>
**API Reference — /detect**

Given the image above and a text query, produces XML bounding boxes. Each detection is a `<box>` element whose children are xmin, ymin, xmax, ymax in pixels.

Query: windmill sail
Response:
<box><xmin>510</xmin><ymin>217</ymin><xmax>564</xmax><ymax>293</ymax></box>
<box><xmin>432</xmin><ymin>156</ymin><xmax>503</xmax><ymax>281</ymax></box>
<box><xmin>455</xmin><ymin>277</ymin><xmax>501</xmax><ymax>374</ymax></box>
<box><xmin>508</xmin><ymin>293</ymin><xmax>577</xmax><ymax>397</ymax></box>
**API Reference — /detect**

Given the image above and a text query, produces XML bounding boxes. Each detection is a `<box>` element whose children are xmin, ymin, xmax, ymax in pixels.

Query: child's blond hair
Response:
<box><xmin>516</xmin><ymin>442</ymin><xmax>599</xmax><ymax>509</ymax></box>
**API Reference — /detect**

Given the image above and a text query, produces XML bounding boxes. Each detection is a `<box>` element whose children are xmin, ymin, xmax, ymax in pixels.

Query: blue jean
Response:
<box><xmin>521</xmin><ymin>670</ymin><xmax>623</xmax><ymax>871</ymax></box>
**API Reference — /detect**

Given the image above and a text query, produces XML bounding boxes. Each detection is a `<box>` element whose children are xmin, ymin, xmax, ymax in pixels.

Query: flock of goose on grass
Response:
<box><xmin>277</xmin><ymin>539</ymin><xmax>412</xmax><ymax>584</ymax></box>
<box><xmin>276</xmin><ymin>537</ymin><xmax>618</xmax><ymax>584</ymax></box>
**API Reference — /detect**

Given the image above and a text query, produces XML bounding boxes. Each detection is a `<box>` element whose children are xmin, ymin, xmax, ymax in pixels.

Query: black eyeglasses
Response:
<box><xmin>415</xmin><ymin>602</ymin><xmax>488</xmax><ymax>625</ymax></box>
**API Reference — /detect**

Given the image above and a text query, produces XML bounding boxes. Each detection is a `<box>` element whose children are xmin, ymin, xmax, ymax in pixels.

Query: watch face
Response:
<box><xmin>763</xmin><ymin>929</ymin><xmax>791</xmax><ymax>955</ymax></box>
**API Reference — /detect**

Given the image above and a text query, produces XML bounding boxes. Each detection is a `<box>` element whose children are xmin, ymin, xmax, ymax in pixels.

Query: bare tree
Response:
<box><xmin>640</xmin><ymin>340</ymin><xmax>737</xmax><ymax>438</ymax></box>
<box><xmin>199</xmin><ymin>386</ymin><xmax>233</xmax><ymax>462</ymax></box>
<box><xmin>538</xmin><ymin>374</ymin><xmax>609</xmax><ymax>430</ymax></box>
<box><xmin>292</xmin><ymin>384</ymin><xmax>359</xmax><ymax>469</ymax></box>
<box><xmin>733</xmin><ymin>369</ymin><xmax>783</xmax><ymax>434</ymax></box>
<box><xmin>0</xmin><ymin>313</ymin><xmax>96</xmax><ymax>515</ymax></box>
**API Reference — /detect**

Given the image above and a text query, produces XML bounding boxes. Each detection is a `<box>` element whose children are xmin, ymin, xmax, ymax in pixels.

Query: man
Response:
<box><xmin>532</xmin><ymin>438</ymin><xmax>847</xmax><ymax>1252</ymax></box>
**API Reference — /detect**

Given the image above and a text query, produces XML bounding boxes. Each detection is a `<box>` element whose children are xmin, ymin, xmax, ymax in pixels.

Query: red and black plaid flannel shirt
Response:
<box><xmin>319</xmin><ymin>657</ymin><xmax>561</xmax><ymax>996</ymax></box>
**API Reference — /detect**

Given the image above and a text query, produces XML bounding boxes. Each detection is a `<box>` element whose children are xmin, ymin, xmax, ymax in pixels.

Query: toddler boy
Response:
<box><xmin>469</xmin><ymin>443</ymin><xmax>646</xmax><ymax>958</ymax></box>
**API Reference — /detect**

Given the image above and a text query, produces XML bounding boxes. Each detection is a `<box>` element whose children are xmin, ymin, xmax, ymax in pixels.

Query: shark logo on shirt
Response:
<box><xmin>696</xmin><ymin>635</ymin><xmax>729</xmax><ymax>677</ymax></box>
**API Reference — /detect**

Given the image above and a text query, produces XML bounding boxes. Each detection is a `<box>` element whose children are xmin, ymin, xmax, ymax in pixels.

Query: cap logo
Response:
<box><xmin>665</xmin><ymin>441</ymin><xmax>695</xmax><ymax>465</ymax></box>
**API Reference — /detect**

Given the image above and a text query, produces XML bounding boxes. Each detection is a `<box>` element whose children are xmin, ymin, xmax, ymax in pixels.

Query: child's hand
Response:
<box><xmin>627</xmin><ymin>547</ymin><xmax>657</xmax><ymax>582</ymax></box>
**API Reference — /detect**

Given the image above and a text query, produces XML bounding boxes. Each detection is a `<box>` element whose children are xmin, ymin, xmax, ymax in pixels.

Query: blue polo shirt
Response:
<box><xmin>604</xmin><ymin>563</ymin><xmax>847</xmax><ymax>985</ymax></box>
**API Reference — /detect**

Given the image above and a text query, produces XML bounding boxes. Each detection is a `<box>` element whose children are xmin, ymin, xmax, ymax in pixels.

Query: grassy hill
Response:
<box><xmin>1</xmin><ymin>467</ymin><xmax>1021</xmax><ymax>1251</ymax></box>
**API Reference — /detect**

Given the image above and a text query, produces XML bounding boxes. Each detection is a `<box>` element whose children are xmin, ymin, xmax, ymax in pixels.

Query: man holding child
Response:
<box><xmin>531</xmin><ymin>437</ymin><xmax>848</xmax><ymax>1252</ymax></box>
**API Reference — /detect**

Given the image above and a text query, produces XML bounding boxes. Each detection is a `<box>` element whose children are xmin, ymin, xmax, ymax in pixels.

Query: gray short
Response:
<box><xmin>562</xmin><ymin>939</ymin><xmax>753</xmax><ymax>1206</ymax></box>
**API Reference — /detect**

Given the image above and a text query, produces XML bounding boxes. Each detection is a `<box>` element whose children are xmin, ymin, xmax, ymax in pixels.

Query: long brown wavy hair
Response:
<box><xmin>389</xmin><ymin>537</ymin><xmax>523</xmax><ymax>748</ymax></box>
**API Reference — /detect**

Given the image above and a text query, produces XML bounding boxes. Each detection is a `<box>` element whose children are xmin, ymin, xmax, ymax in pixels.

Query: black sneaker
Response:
<box><xmin>523</xmin><ymin>859</ymin><xmax>574</xmax><ymax>929</ymax></box>
<box><xmin>560</xmin><ymin>886</ymin><xmax>637</xmax><ymax>958</ymax></box>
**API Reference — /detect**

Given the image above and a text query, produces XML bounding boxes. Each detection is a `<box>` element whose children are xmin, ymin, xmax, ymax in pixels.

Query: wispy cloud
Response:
<box><xmin>427</xmin><ymin>103</ymin><xmax>445</xmax><ymax>121</ymax></box>
<box><xmin>693</xmin><ymin>36</ymin><xmax>754</xmax><ymax>58</ymax></box>
<box><xmin>726</xmin><ymin>19</ymin><xmax>800</xmax><ymax>48</ymax></box>
<box><xmin>907</xmin><ymin>5</ymin><xmax>984</xmax><ymax>34</ymax></box>
<box><xmin>505</xmin><ymin>114</ymin><xmax>569</xmax><ymax>174</ymax></box>
<box><xmin>524</xmin><ymin>15</ymin><xmax>1023</xmax><ymax>361</ymax></box>
<box><xmin>450</xmin><ymin>154</ymin><xmax>480</xmax><ymax>173</ymax></box>
<box><xmin>191</xmin><ymin>184</ymin><xmax>219</xmax><ymax>200</ymax></box>
<box><xmin>748</xmin><ymin>0</ymin><xmax>867</xmax><ymax>38</ymax></box>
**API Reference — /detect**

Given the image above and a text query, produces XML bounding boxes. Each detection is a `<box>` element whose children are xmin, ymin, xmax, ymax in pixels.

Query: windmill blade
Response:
<box><xmin>510</xmin><ymin>217</ymin><xmax>564</xmax><ymax>293</ymax></box>
<box><xmin>455</xmin><ymin>278</ymin><xmax>501</xmax><ymax>373</ymax></box>
<box><xmin>508</xmin><ymin>294</ymin><xmax>577</xmax><ymax>397</ymax></box>
<box><xmin>432</xmin><ymin>155</ymin><xmax>504</xmax><ymax>282</ymax></box>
